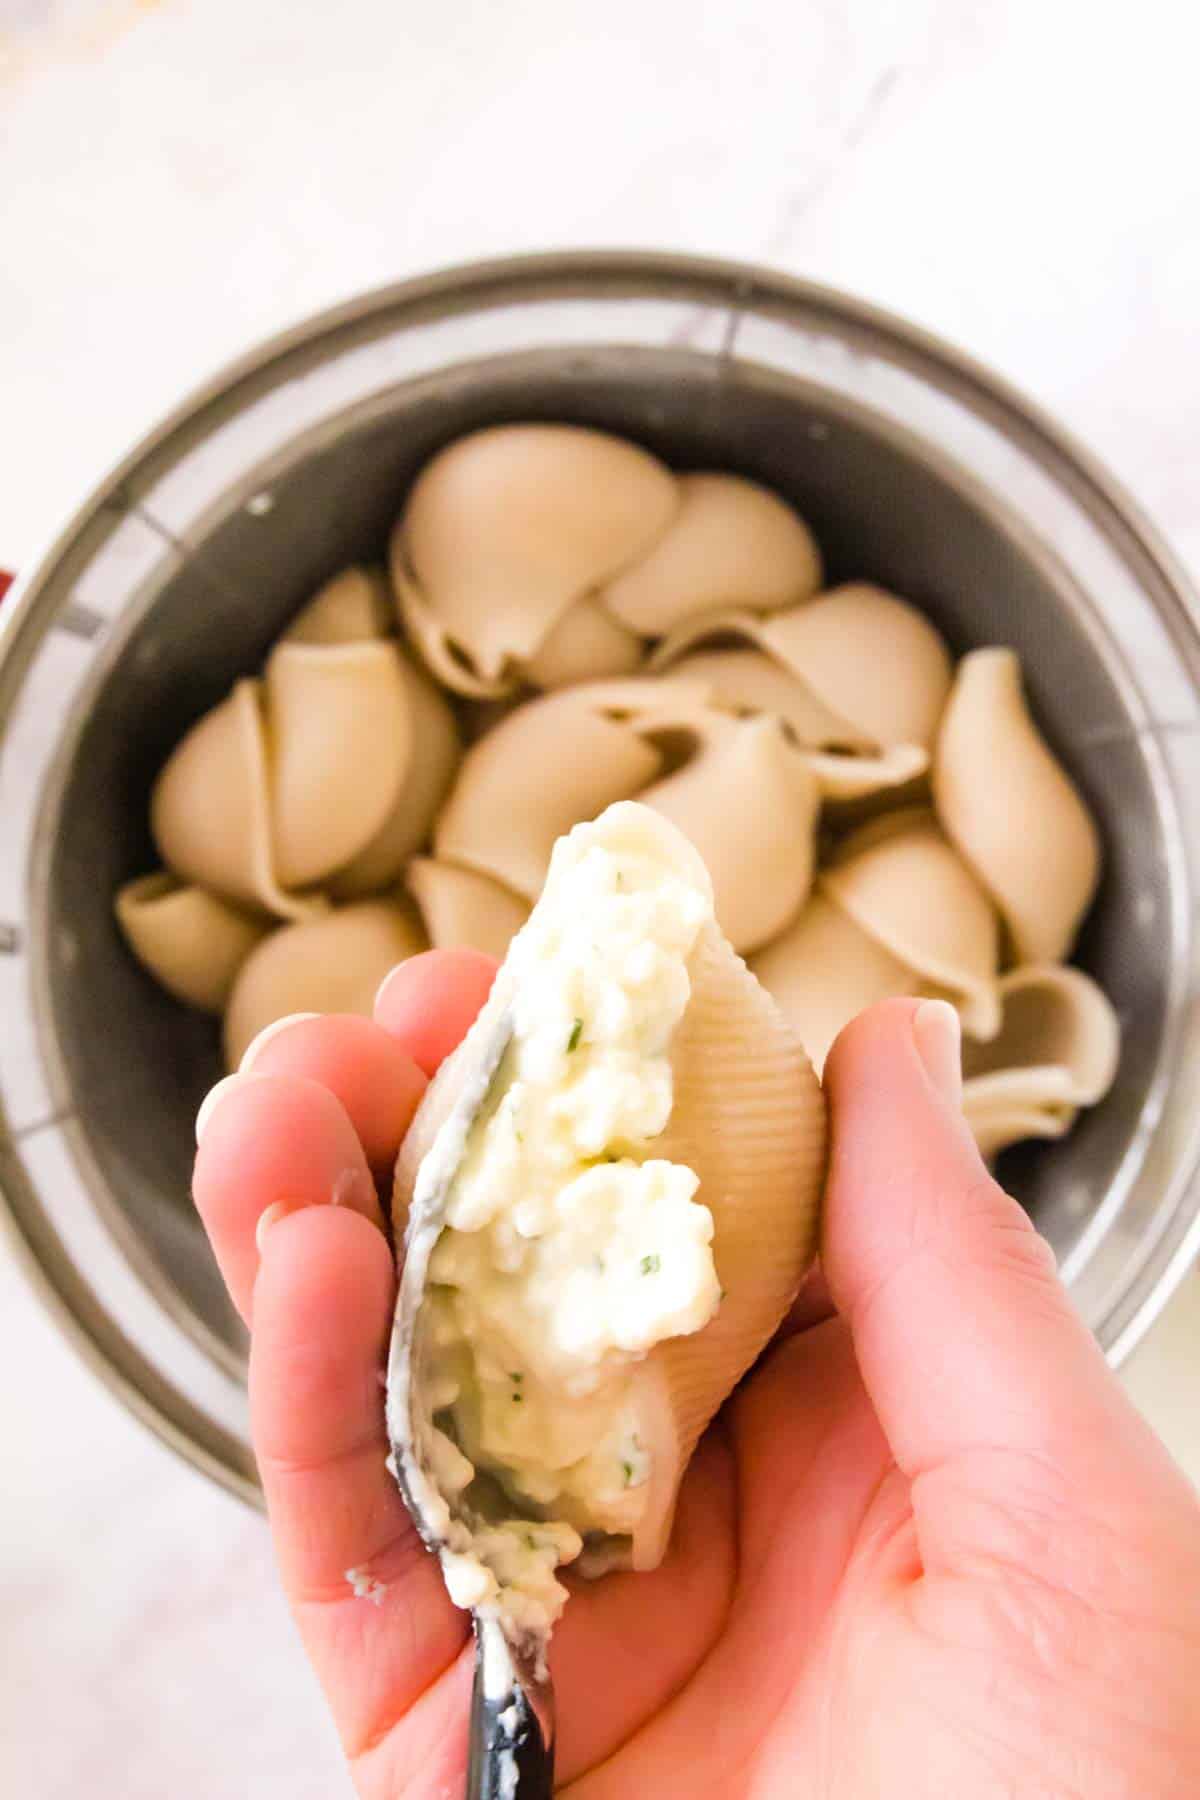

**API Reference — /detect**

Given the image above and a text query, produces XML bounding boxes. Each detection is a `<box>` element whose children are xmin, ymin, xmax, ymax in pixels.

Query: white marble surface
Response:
<box><xmin>2</xmin><ymin>1</ymin><xmax>1199</xmax><ymax>1794</ymax></box>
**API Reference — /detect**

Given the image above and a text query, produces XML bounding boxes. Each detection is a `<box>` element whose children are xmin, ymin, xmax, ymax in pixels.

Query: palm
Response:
<box><xmin>192</xmin><ymin>963</ymin><xmax>1200</xmax><ymax>1800</ymax></box>
<box><xmin>551</xmin><ymin>1315</ymin><xmax>1196</xmax><ymax>1800</ymax></box>
<box><xmin>333</xmin><ymin>1314</ymin><xmax>888</xmax><ymax>1796</ymax></box>
<box><xmin>545</xmin><ymin>1317</ymin><xmax>892</xmax><ymax>1796</ymax></box>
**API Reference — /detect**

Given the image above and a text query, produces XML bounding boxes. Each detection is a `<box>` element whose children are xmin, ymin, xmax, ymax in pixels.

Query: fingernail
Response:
<box><xmin>255</xmin><ymin>1170</ymin><xmax>365</xmax><ymax>1250</ymax></box>
<box><xmin>239</xmin><ymin>1011</ymin><xmax>321</xmax><ymax>1073</ymax></box>
<box><xmin>330</xmin><ymin>1169</ymin><xmax>361</xmax><ymax>1207</ymax></box>
<box><xmin>373</xmin><ymin>963</ymin><xmax>404</xmax><ymax>1013</ymax></box>
<box><xmin>912</xmin><ymin>999</ymin><xmax>963</xmax><ymax>1107</ymax></box>
<box><xmin>255</xmin><ymin>1201</ymin><xmax>292</xmax><ymax>1251</ymax></box>
<box><xmin>195</xmin><ymin>1073</ymin><xmax>246</xmax><ymax>1145</ymax></box>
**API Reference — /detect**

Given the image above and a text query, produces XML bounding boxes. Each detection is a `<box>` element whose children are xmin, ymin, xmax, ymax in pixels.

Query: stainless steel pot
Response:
<box><xmin>2</xmin><ymin>252</ymin><xmax>1199</xmax><ymax>1507</ymax></box>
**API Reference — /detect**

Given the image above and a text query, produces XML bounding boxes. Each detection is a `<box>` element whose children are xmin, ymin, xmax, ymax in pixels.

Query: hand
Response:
<box><xmin>193</xmin><ymin>958</ymin><xmax>1200</xmax><ymax>1797</ymax></box>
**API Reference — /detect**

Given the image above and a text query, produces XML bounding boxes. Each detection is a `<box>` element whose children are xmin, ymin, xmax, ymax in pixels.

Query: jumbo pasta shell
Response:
<box><xmin>933</xmin><ymin>648</ymin><xmax>1101</xmax><ymax>962</ymax></box>
<box><xmin>960</xmin><ymin>963</ymin><xmax>1119</xmax><ymax>1156</ymax></box>
<box><xmin>265</xmin><ymin>640</ymin><xmax>411</xmax><ymax>890</ymax></box>
<box><xmin>624</xmin><ymin>920</ymin><xmax>825</xmax><ymax>1566</ymax></box>
<box><xmin>656</xmin><ymin>647</ymin><xmax>873</xmax><ymax>750</ymax></box>
<box><xmin>433</xmin><ymin>678</ymin><xmax>712</xmax><ymax>901</ymax></box>
<box><xmin>115</xmin><ymin>872</ymin><xmax>269</xmax><ymax>1012</ymax></box>
<box><xmin>399</xmin><ymin>424</ymin><xmax>678</xmax><ymax>683</ymax></box>
<box><xmin>750</xmin><ymin>891</ymin><xmax>920</xmax><ymax>1074</ymax></box>
<box><xmin>150</xmin><ymin>680</ymin><xmax>322</xmax><ymax>922</ymax></box>
<box><xmin>963</xmin><ymin>1077</ymin><xmax>1078</xmax><ymax>1159</ymax></box>
<box><xmin>653</xmin><ymin>645</ymin><xmax>926</xmax><ymax>803</ymax></box>
<box><xmin>962</xmin><ymin>963</ymin><xmax>1119</xmax><ymax>1103</ymax></box>
<box><xmin>393</xmin><ymin>559</ymin><xmax>516</xmax><ymax>700</ymax></box>
<box><xmin>223</xmin><ymin>898</ymin><xmax>426</xmax><ymax>1069</ymax></box>
<box><xmin>821</xmin><ymin>811</ymin><xmax>1001</xmax><ymax>1038</ymax></box>
<box><xmin>284</xmin><ymin>565</ymin><xmax>393</xmax><ymax>645</ymax></box>
<box><xmin>332</xmin><ymin>653</ymin><xmax>462</xmax><ymax>899</ymax></box>
<box><xmin>763</xmin><ymin>584</ymin><xmax>952</xmax><ymax>749</ymax></box>
<box><xmin>407</xmin><ymin>858</ymin><xmax>530</xmax><ymax>961</ymax></box>
<box><xmin>640</xmin><ymin>715</ymin><xmax>820</xmax><ymax>954</ymax></box>
<box><xmin>599</xmin><ymin>472</ymin><xmax>822</xmax><ymax>635</ymax></box>
<box><xmin>520</xmin><ymin>595</ymin><xmax>645</xmax><ymax>689</ymax></box>
<box><xmin>801</xmin><ymin>743</ymin><xmax>929</xmax><ymax>804</ymax></box>
<box><xmin>393</xmin><ymin>803</ymin><xmax>824</xmax><ymax>1579</ymax></box>
<box><xmin>655</xmin><ymin>585</ymin><xmax>952</xmax><ymax>752</ymax></box>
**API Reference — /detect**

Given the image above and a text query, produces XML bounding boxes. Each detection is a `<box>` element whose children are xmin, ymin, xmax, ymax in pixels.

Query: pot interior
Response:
<box><xmin>39</xmin><ymin>348</ymin><xmax>1171</xmax><ymax>1363</ymax></box>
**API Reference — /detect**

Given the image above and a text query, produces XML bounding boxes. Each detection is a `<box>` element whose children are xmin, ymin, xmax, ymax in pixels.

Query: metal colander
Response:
<box><xmin>2</xmin><ymin>253</ymin><xmax>1199</xmax><ymax>1506</ymax></box>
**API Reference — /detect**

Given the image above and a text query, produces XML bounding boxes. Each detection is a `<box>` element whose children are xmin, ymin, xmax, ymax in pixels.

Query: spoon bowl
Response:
<box><xmin>385</xmin><ymin>1003</ymin><xmax>556</xmax><ymax>1798</ymax></box>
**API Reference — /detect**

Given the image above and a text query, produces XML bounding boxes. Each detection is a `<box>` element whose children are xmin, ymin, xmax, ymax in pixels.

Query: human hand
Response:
<box><xmin>192</xmin><ymin>957</ymin><xmax>1200</xmax><ymax>1796</ymax></box>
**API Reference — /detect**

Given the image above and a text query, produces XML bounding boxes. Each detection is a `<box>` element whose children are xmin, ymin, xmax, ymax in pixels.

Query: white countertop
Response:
<box><xmin>2</xmin><ymin>2</ymin><xmax>1198</xmax><ymax>1794</ymax></box>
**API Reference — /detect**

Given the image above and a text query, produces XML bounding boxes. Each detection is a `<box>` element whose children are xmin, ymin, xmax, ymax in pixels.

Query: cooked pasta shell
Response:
<box><xmin>115</xmin><ymin>872</ymin><xmax>269</xmax><ymax>1012</ymax></box>
<box><xmin>332</xmin><ymin>654</ymin><xmax>462</xmax><ymax>898</ymax></box>
<box><xmin>150</xmin><ymin>679</ymin><xmax>323</xmax><ymax>921</ymax></box>
<box><xmin>397</xmin><ymin>424</ymin><xmax>678</xmax><ymax>685</ymax></box>
<box><xmin>655</xmin><ymin>583</ymin><xmax>952</xmax><ymax>751</ymax></box>
<box><xmin>800</xmin><ymin>743</ymin><xmax>929</xmax><ymax>804</ymax></box>
<box><xmin>265</xmin><ymin>640</ymin><xmax>411</xmax><ymax>890</ymax></box>
<box><xmin>763</xmin><ymin>584</ymin><xmax>952</xmax><ymax>749</ymax></box>
<box><xmin>625</xmin><ymin>915</ymin><xmax>824</xmax><ymax>1566</ymax></box>
<box><xmin>963</xmin><ymin>1079</ymin><xmax>1078</xmax><ymax>1160</ymax></box>
<box><xmin>933</xmin><ymin>648</ymin><xmax>1101</xmax><ymax>963</ymax></box>
<box><xmin>750</xmin><ymin>891</ymin><xmax>920</xmax><ymax>1074</ymax></box>
<box><xmin>433</xmin><ymin>678</ymin><xmax>712</xmax><ymax>900</ymax></box>
<box><xmin>961</xmin><ymin>963</ymin><xmax>1119</xmax><ymax>1156</ymax></box>
<box><xmin>392</xmin><ymin>558</ymin><xmax>516</xmax><ymax>700</ymax></box>
<box><xmin>652</xmin><ymin>645</ymin><xmax>927</xmax><ymax>804</ymax></box>
<box><xmin>640</xmin><ymin>715</ymin><xmax>820</xmax><ymax>954</ymax></box>
<box><xmin>393</xmin><ymin>803</ymin><xmax>825</xmax><ymax>1577</ymax></box>
<box><xmin>407</xmin><ymin>858</ymin><xmax>530</xmax><ymax>960</ymax></box>
<box><xmin>599</xmin><ymin>472</ymin><xmax>822</xmax><ymax>635</ymax></box>
<box><xmin>821</xmin><ymin>811</ymin><xmax>1001</xmax><ymax>1038</ymax></box>
<box><xmin>655</xmin><ymin>646</ymin><xmax>872</xmax><ymax>749</ymax></box>
<box><xmin>223</xmin><ymin>898</ymin><xmax>426</xmax><ymax>1069</ymax></box>
<box><xmin>284</xmin><ymin>565</ymin><xmax>393</xmax><ymax>645</ymax></box>
<box><xmin>520</xmin><ymin>595</ymin><xmax>645</xmax><ymax>689</ymax></box>
<box><xmin>962</xmin><ymin>962</ymin><xmax>1119</xmax><ymax>1102</ymax></box>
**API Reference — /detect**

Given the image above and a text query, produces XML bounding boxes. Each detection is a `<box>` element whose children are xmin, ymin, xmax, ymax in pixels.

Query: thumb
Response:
<box><xmin>821</xmin><ymin>998</ymin><xmax>1182</xmax><ymax>1540</ymax></box>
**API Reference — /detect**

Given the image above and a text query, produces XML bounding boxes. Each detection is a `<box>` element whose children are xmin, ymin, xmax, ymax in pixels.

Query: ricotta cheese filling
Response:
<box><xmin>421</xmin><ymin>806</ymin><xmax>721</xmax><ymax>1636</ymax></box>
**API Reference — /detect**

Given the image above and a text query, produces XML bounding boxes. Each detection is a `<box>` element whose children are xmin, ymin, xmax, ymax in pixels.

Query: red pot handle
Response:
<box><xmin>0</xmin><ymin>570</ymin><xmax>13</xmax><ymax>605</ymax></box>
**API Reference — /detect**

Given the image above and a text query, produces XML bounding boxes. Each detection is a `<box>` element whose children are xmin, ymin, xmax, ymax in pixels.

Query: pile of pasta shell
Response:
<box><xmin>116</xmin><ymin>423</ymin><xmax>1119</xmax><ymax>1156</ymax></box>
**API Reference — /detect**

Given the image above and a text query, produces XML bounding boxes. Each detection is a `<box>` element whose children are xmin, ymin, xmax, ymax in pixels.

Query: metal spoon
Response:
<box><xmin>385</xmin><ymin>1005</ymin><xmax>555</xmax><ymax>1799</ymax></box>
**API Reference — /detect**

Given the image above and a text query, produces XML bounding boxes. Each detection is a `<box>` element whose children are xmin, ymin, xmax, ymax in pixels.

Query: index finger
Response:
<box><xmin>374</xmin><ymin>947</ymin><xmax>498</xmax><ymax>1075</ymax></box>
<box><xmin>194</xmin><ymin>950</ymin><xmax>498</xmax><ymax>1323</ymax></box>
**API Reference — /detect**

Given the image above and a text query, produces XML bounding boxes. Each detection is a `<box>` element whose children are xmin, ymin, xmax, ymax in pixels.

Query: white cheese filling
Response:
<box><xmin>423</xmin><ymin>806</ymin><xmax>720</xmax><ymax>1636</ymax></box>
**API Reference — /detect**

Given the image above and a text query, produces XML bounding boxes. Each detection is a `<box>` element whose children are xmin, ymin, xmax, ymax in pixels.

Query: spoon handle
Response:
<box><xmin>466</xmin><ymin>1622</ymin><xmax>555</xmax><ymax>1799</ymax></box>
